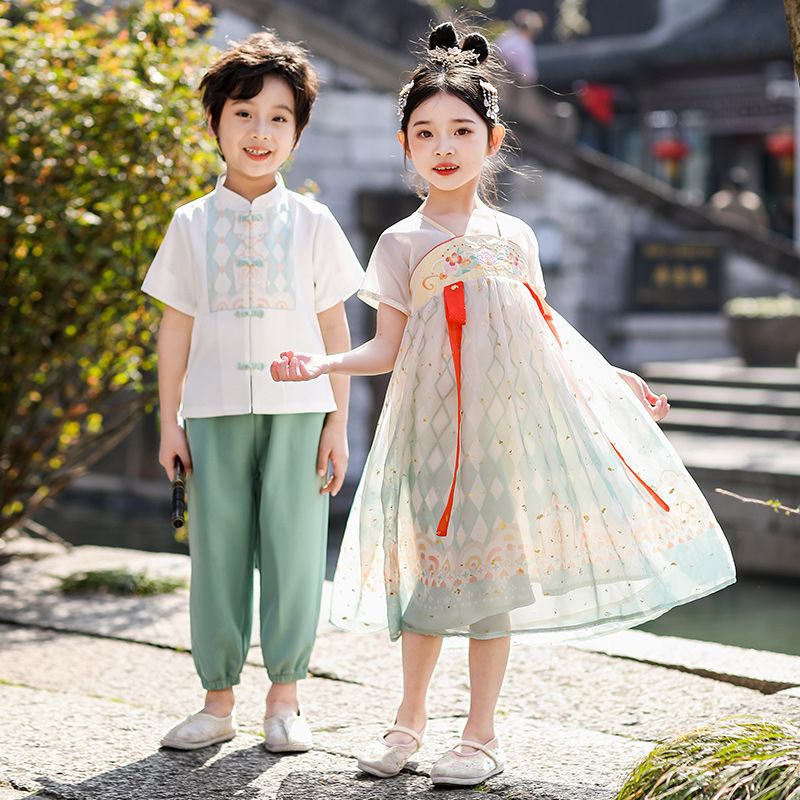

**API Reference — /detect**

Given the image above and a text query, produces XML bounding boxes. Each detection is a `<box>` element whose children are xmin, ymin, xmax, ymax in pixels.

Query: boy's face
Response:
<box><xmin>211</xmin><ymin>75</ymin><xmax>297</xmax><ymax>195</ymax></box>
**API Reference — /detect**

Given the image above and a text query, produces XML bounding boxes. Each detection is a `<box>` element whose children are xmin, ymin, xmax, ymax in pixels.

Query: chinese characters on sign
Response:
<box><xmin>631</xmin><ymin>240</ymin><xmax>723</xmax><ymax>312</ymax></box>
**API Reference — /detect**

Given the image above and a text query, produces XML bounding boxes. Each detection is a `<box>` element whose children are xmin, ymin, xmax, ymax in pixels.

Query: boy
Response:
<box><xmin>142</xmin><ymin>31</ymin><xmax>364</xmax><ymax>752</ymax></box>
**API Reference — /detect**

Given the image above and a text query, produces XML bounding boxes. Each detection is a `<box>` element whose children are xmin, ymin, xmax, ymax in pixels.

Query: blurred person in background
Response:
<box><xmin>494</xmin><ymin>10</ymin><xmax>565</xmax><ymax>133</ymax></box>
<box><xmin>494</xmin><ymin>9</ymin><xmax>546</xmax><ymax>85</ymax></box>
<box><xmin>710</xmin><ymin>166</ymin><xmax>770</xmax><ymax>230</ymax></box>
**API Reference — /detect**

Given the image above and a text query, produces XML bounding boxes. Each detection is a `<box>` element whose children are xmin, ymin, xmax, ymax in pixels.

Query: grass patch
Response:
<box><xmin>616</xmin><ymin>718</ymin><xmax>800</xmax><ymax>800</ymax></box>
<box><xmin>59</xmin><ymin>569</ymin><xmax>187</xmax><ymax>596</ymax></box>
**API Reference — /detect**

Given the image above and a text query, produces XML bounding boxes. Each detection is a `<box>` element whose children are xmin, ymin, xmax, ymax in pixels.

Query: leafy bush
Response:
<box><xmin>0</xmin><ymin>0</ymin><xmax>218</xmax><ymax>536</ymax></box>
<box><xmin>616</xmin><ymin>718</ymin><xmax>800</xmax><ymax>800</ymax></box>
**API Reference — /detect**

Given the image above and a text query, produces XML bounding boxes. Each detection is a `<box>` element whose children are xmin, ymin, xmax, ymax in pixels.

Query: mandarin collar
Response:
<box><xmin>213</xmin><ymin>173</ymin><xmax>287</xmax><ymax>211</ymax></box>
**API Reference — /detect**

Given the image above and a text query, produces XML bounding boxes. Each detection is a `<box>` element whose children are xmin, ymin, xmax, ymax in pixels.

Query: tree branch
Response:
<box><xmin>715</xmin><ymin>487</ymin><xmax>800</xmax><ymax>516</ymax></box>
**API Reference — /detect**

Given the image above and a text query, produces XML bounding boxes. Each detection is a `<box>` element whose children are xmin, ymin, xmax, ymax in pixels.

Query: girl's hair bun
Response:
<box><xmin>460</xmin><ymin>32</ymin><xmax>490</xmax><ymax>64</ymax></box>
<box><xmin>428</xmin><ymin>22</ymin><xmax>458</xmax><ymax>51</ymax></box>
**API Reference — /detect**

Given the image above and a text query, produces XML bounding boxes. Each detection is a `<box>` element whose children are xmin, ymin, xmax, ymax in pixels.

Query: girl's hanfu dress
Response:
<box><xmin>331</xmin><ymin>207</ymin><xmax>736</xmax><ymax>642</ymax></box>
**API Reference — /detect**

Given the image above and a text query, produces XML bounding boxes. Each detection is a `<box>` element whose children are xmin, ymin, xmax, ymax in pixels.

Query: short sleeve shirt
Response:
<box><xmin>358</xmin><ymin>206</ymin><xmax>546</xmax><ymax>315</ymax></box>
<box><xmin>142</xmin><ymin>174</ymin><xmax>364</xmax><ymax>418</ymax></box>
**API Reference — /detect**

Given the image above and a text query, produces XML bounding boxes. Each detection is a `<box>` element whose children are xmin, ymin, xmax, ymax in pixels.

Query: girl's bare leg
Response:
<box><xmin>461</xmin><ymin>634</ymin><xmax>510</xmax><ymax>748</ymax></box>
<box><xmin>384</xmin><ymin>631</ymin><xmax>443</xmax><ymax>745</ymax></box>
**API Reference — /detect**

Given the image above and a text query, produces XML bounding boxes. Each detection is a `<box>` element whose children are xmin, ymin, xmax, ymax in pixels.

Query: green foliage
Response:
<box><xmin>616</xmin><ymin>718</ymin><xmax>800</xmax><ymax>800</ymax></box>
<box><xmin>60</xmin><ymin>568</ymin><xmax>187</xmax><ymax>596</ymax></box>
<box><xmin>0</xmin><ymin>0</ymin><xmax>219</xmax><ymax>535</ymax></box>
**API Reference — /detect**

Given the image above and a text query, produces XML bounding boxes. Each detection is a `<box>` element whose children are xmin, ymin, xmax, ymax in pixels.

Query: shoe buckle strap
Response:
<box><xmin>385</xmin><ymin>725</ymin><xmax>423</xmax><ymax>746</ymax></box>
<box><xmin>457</xmin><ymin>739</ymin><xmax>499</xmax><ymax>765</ymax></box>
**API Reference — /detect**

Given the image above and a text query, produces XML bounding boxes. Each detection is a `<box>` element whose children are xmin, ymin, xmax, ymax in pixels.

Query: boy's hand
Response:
<box><xmin>159</xmin><ymin>422</ymin><xmax>192</xmax><ymax>481</ymax></box>
<box><xmin>616</xmin><ymin>369</ymin><xmax>670</xmax><ymax>422</ymax></box>
<box><xmin>317</xmin><ymin>421</ymin><xmax>348</xmax><ymax>496</ymax></box>
<box><xmin>270</xmin><ymin>351</ymin><xmax>330</xmax><ymax>382</ymax></box>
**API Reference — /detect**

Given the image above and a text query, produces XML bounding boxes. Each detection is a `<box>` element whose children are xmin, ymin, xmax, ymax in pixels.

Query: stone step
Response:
<box><xmin>641</xmin><ymin>359</ymin><xmax>800</xmax><ymax>391</ymax></box>
<box><xmin>662</xmin><ymin>430</ymin><xmax>800</xmax><ymax>581</ymax></box>
<box><xmin>664</xmin><ymin>430</ymin><xmax>800</xmax><ymax>477</ymax></box>
<box><xmin>651</xmin><ymin>382</ymin><xmax>800</xmax><ymax>417</ymax></box>
<box><xmin>660</xmin><ymin>407</ymin><xmax>800</xmax><ymax>439</ymax></box>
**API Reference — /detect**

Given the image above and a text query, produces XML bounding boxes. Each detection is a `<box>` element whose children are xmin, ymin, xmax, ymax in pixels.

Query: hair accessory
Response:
<box><xmin>429</xmin><ymin>46</ymin><xmax>481</xmax><ymax>66</ymax></box>
<box><xmin>397</xmin><ymin>80</ymin><xmax>415</xmax><ymax>119</ymax></box>
<box><xmin>480</xmin><ymin>80</ymin><xmax>500</xmax><ymax>123</ymax></box>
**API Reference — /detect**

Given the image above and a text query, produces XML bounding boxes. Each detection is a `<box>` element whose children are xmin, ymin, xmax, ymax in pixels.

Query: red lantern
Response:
<box><xmin>577</xmin><ymin>82</ymin><xmax>615</xmax><ymax>126</ymax></box>
<box><xmin>650</xmin><ymin>137</ymin><xmax>691</xmax><ymax>182</ymax></box>
<box><xmin>766</xmin><ymin>131</ymin><xmax>795</xmax><ymax>175</ymax></box>
<box><xmin>651</xmin><ymin>138</ymin><xmax>690</xmax><ymax>162</ymax></box>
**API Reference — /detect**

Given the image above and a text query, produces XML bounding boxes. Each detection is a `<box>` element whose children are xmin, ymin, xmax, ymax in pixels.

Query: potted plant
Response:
<box><xmin>724</xmin><ymin>294</ymin><xmax>800</xmax><ymax>367</ymax></box>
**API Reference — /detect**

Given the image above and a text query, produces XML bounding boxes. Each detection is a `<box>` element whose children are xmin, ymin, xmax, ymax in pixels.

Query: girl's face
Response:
<box><xmin>399</xmin><ymin>91</ymin><xmax>504</xmax><ymax>194</ymax></box>
<box><xmin>210</xmin><ymin>75</ymin><xmax>297</xmax><ymax>195</ymax></box>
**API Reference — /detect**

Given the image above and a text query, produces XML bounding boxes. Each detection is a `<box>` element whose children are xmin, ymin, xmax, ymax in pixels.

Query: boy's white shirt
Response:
<box><xmin>142</xmin><ymin>173</ymin><xmax>364</xmax><ymax>418</ymax></box>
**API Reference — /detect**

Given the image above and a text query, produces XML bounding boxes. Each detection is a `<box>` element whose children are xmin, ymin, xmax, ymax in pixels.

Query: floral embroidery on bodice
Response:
<box><xmin>410</xmin><ymin>235</ymin><xmax>528</xmax><ymax>313</ymax></box>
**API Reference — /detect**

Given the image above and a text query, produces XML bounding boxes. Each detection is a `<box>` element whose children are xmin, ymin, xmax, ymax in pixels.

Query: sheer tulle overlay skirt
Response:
<box><xmin>331</xmin><ymin>276</ymin><xmax>735</xmax><ymax>641</ymax></box>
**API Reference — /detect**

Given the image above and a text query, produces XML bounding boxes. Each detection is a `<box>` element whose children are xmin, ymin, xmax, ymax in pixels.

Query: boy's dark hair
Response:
<box><xmin>200</xmin><ymin>30</ymin><xmax>319</xmax><ymax>147</ymax></box>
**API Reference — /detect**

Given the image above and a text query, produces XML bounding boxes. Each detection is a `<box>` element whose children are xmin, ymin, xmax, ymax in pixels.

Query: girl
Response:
<box><xmin>271</xmin><ymin>22</ymin><xmax>735</xmax><ymax>787</ymax></box>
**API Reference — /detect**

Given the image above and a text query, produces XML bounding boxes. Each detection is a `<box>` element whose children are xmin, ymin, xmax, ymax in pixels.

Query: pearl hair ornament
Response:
<box><xmin>428</xmin><ymin>46</ymin><xmax>481</xmax><ymax>66</ymax></box>
<box><xmin>397</xmin><ymin>81</ymin><xmax>415</xmax><ymax>120</ymax></box>
<box><xmin>397</xmin><ymin>78</ymin><xmax>501</xmax><ymax>123</ymax></box>
<box><xmin>479</xmin><ymin>80</ymin><xmax>500</xmax><ymax>123</ymax></box>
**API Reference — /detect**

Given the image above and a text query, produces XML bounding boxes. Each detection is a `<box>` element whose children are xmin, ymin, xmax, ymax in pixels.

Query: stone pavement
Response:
<box><xmin>2</xmin><ymin>544</ymin><xmax>800</xmax><ymax>799</ymax></box>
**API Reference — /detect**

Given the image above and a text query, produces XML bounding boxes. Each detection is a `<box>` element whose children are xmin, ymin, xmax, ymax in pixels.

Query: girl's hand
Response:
<box><xmin>159</xmin><ymin>422</ymin><xmax>192</xmax><ymax>481</ymax></box>
<box><xmin>270</xmin><ymin>351</ymin><xmax>330</xmax><ymax>382</ymax></box>
<box><xmin>616</xmin><ymin>368</ymin><xmax>670</xmax><ymax>422</ymax></box>
<box><xmin>317</xmin><ymin>421</ymin><xmax>349</xmax><ymax>497</ymax></box>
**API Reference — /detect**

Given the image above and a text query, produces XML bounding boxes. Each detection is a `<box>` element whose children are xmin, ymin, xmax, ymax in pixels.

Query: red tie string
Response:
<box><xmin>436</xmin><ymin>281</ymin><xmax>466</xmax><ymax>537</ymax></box>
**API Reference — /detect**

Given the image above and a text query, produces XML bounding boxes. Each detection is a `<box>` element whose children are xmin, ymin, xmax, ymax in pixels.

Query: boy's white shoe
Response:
<box><xmin>160</xmin><ymin>710</ymin><xmax>237</xmax><ymax>750</ymax></box>
<box><xmin>263</xmin><ymin>708</ymin><xmax>313</xmax><ymax>753</ymax></box>
<box><xmin>430</xmin><ymin>737</ymin><xmax>505</xmax><ymax>786</ymax></box>
<box><xmin>357</xmin><ymin>725</ymin><xmax>424</xmax><ymax>778</ymax></box>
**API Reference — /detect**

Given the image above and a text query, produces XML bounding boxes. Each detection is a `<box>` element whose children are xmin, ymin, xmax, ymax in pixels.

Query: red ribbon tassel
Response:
<box><xmin>610</xmin><ymin>443</ymin><xmax>671</xmax><ymax>512</ymax></box>
<box><xmin>524</xmin><ymin>283</ymin><xmax>563</xmax><ymax>348</ymax></box>
<box><xmin>436</xmin><ymin>281</ymin><xmax>466</xmax><ymax>537</ymax></box>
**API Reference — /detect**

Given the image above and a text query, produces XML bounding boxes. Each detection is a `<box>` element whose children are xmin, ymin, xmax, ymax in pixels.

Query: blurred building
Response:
<box><xmin>496</xmin><ymin>0</ymin><xmax>795</xmax><ymax>236</ymax></box>
<box><xmin>211</xmin><ymin>0</ymin><xmax>797</xmax><ymax>339</ymax></box>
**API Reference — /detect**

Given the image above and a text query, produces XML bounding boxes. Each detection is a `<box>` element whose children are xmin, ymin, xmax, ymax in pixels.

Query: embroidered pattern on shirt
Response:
<box><xmin>206</xmin><ymin>194</ymin><xmax>296</xmax><ymax>312</ymax></box>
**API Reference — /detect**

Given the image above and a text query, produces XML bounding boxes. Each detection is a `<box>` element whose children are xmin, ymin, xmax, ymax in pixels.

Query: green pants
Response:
<box><xmin>185</xmin><ymin>413</ymin><xmax>328</xmax><ymax>689</ymax></box>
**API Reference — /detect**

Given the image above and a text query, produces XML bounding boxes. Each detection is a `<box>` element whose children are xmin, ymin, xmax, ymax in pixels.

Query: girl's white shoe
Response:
<box><xmin>160</xmin><ymin>710</ymin><xmax>237</xmax><ymax>750</ymax></box>
<box><xmin>357</xmin><ymin>724</ymin><xmax>425</xmax><ymax>778</ymax></box>
<box><xmin>430</xmin><ymin>737</ymin><xmax>505</xmax><ymax>786</ymax></box>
